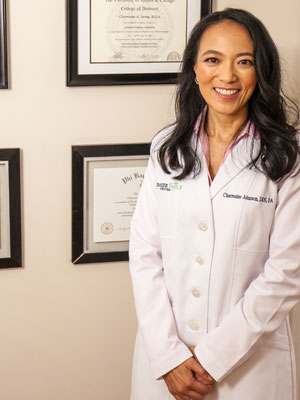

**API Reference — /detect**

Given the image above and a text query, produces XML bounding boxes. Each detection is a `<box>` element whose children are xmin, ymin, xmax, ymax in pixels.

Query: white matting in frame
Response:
<box><xmin>0</xmin><ymin>161</ymin><xmax>10</xmax><ymax>258</ymax></box>
<box><xmin>84</xmin><ymin>155</ymin><xmax>148</xmax><ymax>254</ymax></box>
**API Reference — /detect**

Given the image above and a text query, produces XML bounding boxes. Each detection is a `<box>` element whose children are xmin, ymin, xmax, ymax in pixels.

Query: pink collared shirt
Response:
<box><xmin>194</xmin><ymin>108</ymin><xmax>256</xmax><ymax>184</ymax></box>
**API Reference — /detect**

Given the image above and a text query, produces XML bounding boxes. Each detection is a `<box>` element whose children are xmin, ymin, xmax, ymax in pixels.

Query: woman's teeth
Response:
<box><xmin>214</xmin><ymin>88</ymin><xmax>239</xmax><ymax>95</ymax></box>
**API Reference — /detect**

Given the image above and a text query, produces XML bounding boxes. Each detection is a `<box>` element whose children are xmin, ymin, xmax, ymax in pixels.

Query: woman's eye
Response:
<box><xmin>239</xmin><ymin>59</ymin><xmax>254</xmax><ymax>66</ymax></box>
<box><xmin>204</xmin><ymin>57</ymin><xmax>219</xmax><ymax>63</ymax></box>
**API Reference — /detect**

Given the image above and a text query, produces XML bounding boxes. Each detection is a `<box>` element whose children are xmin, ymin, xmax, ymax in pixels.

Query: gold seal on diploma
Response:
<box><xmin>167</xmin><ymin>52</ymin><xmax>181</xmax><ymax>61</ymax></box>
<box><xmin>101</xmin><ymin>222</ymin><xmax>114</xmax><ymax>235</ymax></box>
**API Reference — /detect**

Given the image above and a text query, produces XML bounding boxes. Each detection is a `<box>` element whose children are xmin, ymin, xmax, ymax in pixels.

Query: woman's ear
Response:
<box><xmin>194</xmin><ymin>66</ymin><xmax>199</xmax><ymax>85</ymax></box>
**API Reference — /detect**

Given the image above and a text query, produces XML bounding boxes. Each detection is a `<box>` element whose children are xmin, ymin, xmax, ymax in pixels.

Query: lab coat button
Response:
<box><xmin>195</xmin><ymin>256</ymin><xmax>204</xmax><ymax>265</ymax></box>
<box><xmin>189</xmin><ymin>320</ymin><xmax>199</xmax><ymax>331</ymax></box>
<box><xmin>198</xmin><ymin>222</ymin><xmax>208</xmax><ymax>231</ymax></box>
<box><xmin>192</xmin><ymin>289</ymin><xmax>201</xmax><ymax>298</ymax></box>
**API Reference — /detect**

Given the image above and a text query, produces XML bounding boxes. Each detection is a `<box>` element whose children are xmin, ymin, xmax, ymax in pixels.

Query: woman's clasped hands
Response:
<box><xmin>163</xmin><ymin>347</ymin><xmax>214</xmax><ymax>400</ymax></box>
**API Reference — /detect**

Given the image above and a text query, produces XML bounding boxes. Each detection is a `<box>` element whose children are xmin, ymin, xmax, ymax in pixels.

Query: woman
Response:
<box><xmin>129</xmin><ymin>8</ymin><xmax>300</xmax><ymax>400</ymax></box>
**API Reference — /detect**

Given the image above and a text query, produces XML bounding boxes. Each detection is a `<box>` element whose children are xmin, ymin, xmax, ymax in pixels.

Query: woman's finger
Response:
<box><xmin>188</xmin><ymin>346</ymin><xmax>214</xmax><ymax>385</ymax></box>
<box><xmin>163</xmin><ymin>358</ymin><xmax>214</xmax><ymax>398</ymax></box>
<box><xmin>188</xmin><ymin>357</ymin><xmax>214</xmax><ymax>385</ymax></box>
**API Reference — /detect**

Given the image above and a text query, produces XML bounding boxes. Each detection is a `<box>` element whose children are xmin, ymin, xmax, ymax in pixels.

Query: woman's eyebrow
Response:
<box><xmin>200</xmin><ymin>50</ymin><xmax>255</xmax><ymax>57</ymax></box>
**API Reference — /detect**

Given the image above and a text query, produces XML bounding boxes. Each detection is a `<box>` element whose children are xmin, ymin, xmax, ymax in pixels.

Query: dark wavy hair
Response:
<box><xmin>158</xmin><ymin>8</ymin><xmax>299</xmax><ymax>181</ymax></box>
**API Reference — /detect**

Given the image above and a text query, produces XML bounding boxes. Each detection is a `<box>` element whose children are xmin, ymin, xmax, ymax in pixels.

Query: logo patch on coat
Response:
<box><xmin>156</xmin><ymin>182</ymin><xmax>182</xmax><ymax>191</ymax></box>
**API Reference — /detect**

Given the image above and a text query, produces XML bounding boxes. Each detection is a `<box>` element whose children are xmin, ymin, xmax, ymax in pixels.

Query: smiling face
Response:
<box><xmin>194</xmin><ymin>21</ymin><xmax>257</xmax><ymax>121</ymax></box>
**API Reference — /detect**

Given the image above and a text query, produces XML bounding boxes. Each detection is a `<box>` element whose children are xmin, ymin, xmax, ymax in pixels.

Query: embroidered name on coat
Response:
<box><xmin>223</xmin><ymin>192</ymin><xmax>274</xmax><ymax>203</ymax></box>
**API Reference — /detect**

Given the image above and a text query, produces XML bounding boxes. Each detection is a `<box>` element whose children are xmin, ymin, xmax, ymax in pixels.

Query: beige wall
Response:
<box><xmin>0</xmin><ymin>0</ymin><xmax>298</xmax><ymax>399</ymax></box>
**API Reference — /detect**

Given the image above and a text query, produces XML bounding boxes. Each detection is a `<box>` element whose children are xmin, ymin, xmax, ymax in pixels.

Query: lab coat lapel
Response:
<box><xmin>210</xmin><ymin>135</ymin><xmax>261</xmax><ymax>200</ymax></box>
<box><xmin>185</xmin><ymin>139</ymin><xmax>214</xmax><ymax>232</ymax></box>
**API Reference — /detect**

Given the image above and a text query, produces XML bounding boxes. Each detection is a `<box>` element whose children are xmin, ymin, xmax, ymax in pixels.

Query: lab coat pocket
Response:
<box><xmin>264</xmin><ymin>330</ymin><xmax>291</xmax><ymax>351</ymax></box>
<box><xmin>236</xmin><ymin>195</ymin><xmax>275</xmax><ymax>252</ymax></box>
<box><xmin>231</xmin><ymin>250</ymin><xmax>269</xmax><ymax>304</ymax></box>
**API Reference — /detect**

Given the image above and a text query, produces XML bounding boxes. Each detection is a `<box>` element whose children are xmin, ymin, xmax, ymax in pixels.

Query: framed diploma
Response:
<box><xmin>0</xmin><ymin>149</ymin><xmax>22</xmax><ymax>268</ymax></box>
<box><xmin>72</xmin><ymin>143</ymin><xmax>150</xmax><ymax>264</ymax></box>
<box><xmin>0</xmin><ymin>0</ymin><xmax>8</xmax><ymax>89</ymax></box>
<box><xmin>67</xmin><ymin>0</ymin><xmax>213</xmax><ymax>86</ymax></box>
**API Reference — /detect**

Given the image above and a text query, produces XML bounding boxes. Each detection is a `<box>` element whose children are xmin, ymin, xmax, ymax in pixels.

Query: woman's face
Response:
<box><xmin>193</xmin><ymin>21</ymin><xmax>257</xmax><ymax>120</ymax></box>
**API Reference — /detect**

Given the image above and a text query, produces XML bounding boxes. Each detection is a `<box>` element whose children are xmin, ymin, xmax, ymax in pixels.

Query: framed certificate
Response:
<box><xmin>67</xmin><ymin>0</ymin><xmax>213</xmax><ymax>86</ymax></box>
<box><xmin>0</xmin><ymin>0</ymin><xmax>8</xmax><ymax>89</ymax></box>
<box><xmin>72</xmin><ymin>143</ymin><xmax>150</xmax><ymax>264</ymax></box>
<box><xmin>0</xmin><ymin>149</ymin><xmax>22</xmax><ymax>268</ymax></box>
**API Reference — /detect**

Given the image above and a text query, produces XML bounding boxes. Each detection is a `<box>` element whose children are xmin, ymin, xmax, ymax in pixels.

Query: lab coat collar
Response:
<box><xmin>193</xmin><ymin>110</ymin><xmax>261</xmax><ymax>200</ymax></box>
<box><xmin>209</xmin><ymin>134</ymin><xmax>261</xmax><ymax>199</ymax></box>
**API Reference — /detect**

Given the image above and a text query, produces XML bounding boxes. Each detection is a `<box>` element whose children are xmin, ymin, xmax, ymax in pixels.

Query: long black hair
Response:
<box><xmin>158</xmin><ymin>8</ymin><xmax>299</xmax><ymax>181</ymax></box>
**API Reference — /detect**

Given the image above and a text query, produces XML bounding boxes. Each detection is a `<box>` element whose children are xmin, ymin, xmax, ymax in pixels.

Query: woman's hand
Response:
<box><xmin>189</xmin><ymin>346</ymin><xmax>215</xmax><ymax>386</ymax></box>
<box><xmin>163</xmin><ymin>356</ymin><xmax>214</xmax><ymax>400</ymax></box>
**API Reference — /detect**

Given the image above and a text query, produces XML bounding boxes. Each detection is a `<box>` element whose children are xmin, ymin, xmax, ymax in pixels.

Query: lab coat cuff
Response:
<box><xmin>153</xmin><ymin>347</ymin><xmax>193</xmax><ymax>380</ymax></box>
<box><xmin>194</xmin><ymin>344</ymin><xmax>226</xmax><ymax>382</ymax></box>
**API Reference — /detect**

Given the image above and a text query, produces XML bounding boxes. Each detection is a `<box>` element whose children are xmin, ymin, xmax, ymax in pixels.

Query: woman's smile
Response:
<box><xmin>214</xmin><ymin>87</ymin><xmax>240</xmax><ymax>98</ymax></box>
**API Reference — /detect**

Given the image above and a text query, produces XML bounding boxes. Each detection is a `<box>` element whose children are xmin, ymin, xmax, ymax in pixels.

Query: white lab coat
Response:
<box><xmin>129</xmin><ymin>125</ymin><xmax>300</xmax><ymax>400</ymax></box>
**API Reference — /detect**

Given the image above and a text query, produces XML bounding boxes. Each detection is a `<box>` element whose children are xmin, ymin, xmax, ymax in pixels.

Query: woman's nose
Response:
<box><xmin>218</xmin><ymin>62</ymin><xmax>237</xmax><ymax>83</ymax></box>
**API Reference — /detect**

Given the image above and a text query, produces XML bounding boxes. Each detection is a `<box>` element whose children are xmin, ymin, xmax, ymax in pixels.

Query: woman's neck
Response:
<box><xmin>205</xmin><ymin>109</ymin><xmax>248</xmax><ymax>143</ymax></box>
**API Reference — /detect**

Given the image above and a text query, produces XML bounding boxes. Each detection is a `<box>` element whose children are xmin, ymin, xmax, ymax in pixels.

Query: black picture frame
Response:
<box><xmin>0</xmin><ymin>0</ymin><xmax>8</xmax><ymax>89</ymax></box>
<box><xmin>67</xmin><ymin>0</ymin><xmax>213</xmax><ymax>86</ymax></box>
<box><xmin>72</xmin><ymin>143</ymin><xmax>150</xmax><ymax>264</ymax></box>
<box><xmin>0</xmin><ymin>149</ymin><xmax>22</xmax><ymax>268</ymax></box>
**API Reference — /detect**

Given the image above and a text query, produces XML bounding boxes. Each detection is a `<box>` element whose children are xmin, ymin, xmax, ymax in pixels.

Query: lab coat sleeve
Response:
<box><xmin>194</xmin><ymin>170</ymin><xmax>300</xmax><ymax>382</ymax></box>
<box><xmin>129</xmin><ymin>147</ymin><xmax>192</xmax><ymax>380</ymax></box>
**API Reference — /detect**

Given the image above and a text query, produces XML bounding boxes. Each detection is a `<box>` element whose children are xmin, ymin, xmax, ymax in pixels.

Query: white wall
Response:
<box><xmin>0</xmin><ymin>0</ymin><xmax>298</xmax><ymax>399</ymax></box>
